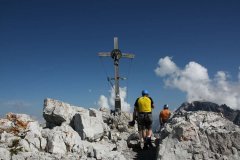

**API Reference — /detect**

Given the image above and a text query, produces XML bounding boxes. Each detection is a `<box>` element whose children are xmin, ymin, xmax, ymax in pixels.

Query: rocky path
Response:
<box><xmin>133</xmin><ymin>146</ymin><xmax>159</xmax><ymax>160</ymax></box>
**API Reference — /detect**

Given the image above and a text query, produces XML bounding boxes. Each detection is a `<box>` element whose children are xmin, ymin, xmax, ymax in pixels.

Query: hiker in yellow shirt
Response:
<box><xmin>134</xmin><ymin>90</ymin><xmax>154</xmax><ymax>149</ymax></box>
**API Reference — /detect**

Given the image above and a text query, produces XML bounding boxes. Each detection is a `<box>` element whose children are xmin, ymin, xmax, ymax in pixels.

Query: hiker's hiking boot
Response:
<box><xmin>143</xmin><ymin>144</ymin><xmax>149</xmax><ymax>150</ymax></box>
<box><xmin>128</xmin><ymin>120</ymin><xmax>135</xmax><ymax>127</ymax></box>
<box><xmin>155</xmin><ymin>138</ymin><xmax>160</xmax><ymax>147</ymax></box>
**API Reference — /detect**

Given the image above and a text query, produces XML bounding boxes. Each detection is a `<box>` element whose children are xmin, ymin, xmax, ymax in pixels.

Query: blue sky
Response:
<box><xmin>1</xmin><ymin>0</ymin><xmax>240</xmax><ymax>120</ymax></box>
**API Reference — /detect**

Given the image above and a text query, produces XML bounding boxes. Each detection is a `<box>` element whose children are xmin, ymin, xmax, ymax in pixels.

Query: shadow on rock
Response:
<box><xmin>133</xmin><ymin>146</ymin><xmax>159</xmax><ymax>160</ymax></box>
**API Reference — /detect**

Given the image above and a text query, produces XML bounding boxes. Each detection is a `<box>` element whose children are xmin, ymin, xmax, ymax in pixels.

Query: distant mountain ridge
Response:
<box><xmin>176</xmin><ymin>101</ymin><xmax>240</xmax><ymax>126</ymax></box>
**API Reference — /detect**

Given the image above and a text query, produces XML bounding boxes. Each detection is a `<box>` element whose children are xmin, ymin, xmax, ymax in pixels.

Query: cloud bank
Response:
<box><xmin>0</xmin><ymin>100</ymin><xmax>44</xmax><ymax>121</ymax></box>
<box><xmin>97</xmin><ymin>86</ymin><xmax>131</xmax><ymax>112</ymax></box>
<box><xmin>155</xmin><ymin>56</ymin><xmax>240</xmax><ymax>109</ymax></box>
<box><xmin>0</xmin><ymin>100</ymin><xmax>32</xmax><ymax>110</ymax></box>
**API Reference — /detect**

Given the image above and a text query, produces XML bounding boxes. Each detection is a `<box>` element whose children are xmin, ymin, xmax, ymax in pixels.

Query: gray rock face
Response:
<box><xmin>42</xmin><ymin>123</ymin><xmax>83</xmax><ymax>154</ymax></box>
<box><xmin>5</xmin><ymin>99</ymin><xmax>240</xmax><ymax>160</ymax></box>
<box><xmin>11</xmin><ymin>152</ymin><xmax>82</xmax><ymax>160</ymax></box>
<box><xmin>0</xmin><ymin>98</ymin><xmax>137</xmax><ymax>160</ymax></box>
<box><xmin>73</xmin><ymin>113</ymin><xmax>104</xmax><ymax>142</ymax></box>
<box><xmin>23</xmin><ymin>121</ymin><xmax>47</xmax><ymax>152</ymax></box>
<box><xmin>157</xmin><ymin>111</ymin><xmax>240</xmax><ymax>160</ymax></box>
<box><xmin>176</xmin><ymin>101</ymin><xmax>240</xmax><ymax>126</ymax></box>
<box><xmin>0</xmin><ymin>147</ymin><xmax>11</xmax><ymax>160</ymax></box>
<box><xmin>43</xmin><ymin>98</ymin><xmax>88</xmax><ymax>127</ymax></box>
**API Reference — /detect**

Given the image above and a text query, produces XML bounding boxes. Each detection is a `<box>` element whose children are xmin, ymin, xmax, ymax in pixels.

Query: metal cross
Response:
<box><xmin>98</xmin><ymin>37</ymin><xmax>135</xmax><ymax>113</ymax></box>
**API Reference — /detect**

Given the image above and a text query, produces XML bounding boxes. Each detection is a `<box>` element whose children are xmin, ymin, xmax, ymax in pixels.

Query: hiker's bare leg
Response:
<box><xmin>139</xmin><ymin>129</ymin><xmax>145</xmax><ymax>149</ymax></box>
<box><xmin>147</xmin><ymin>129</ymin><xmax>152</xmax><ymax>137</ymax></box>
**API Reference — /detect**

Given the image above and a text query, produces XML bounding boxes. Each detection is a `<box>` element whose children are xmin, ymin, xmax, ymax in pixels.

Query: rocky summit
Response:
<box><xmin>1</xmin><ymin>99</ymin><xmax>240</xmax><ymax>160</ymax></box>
<box><xmin>0</xmin><ymin>98</ymin><xmax>141</xmax><ymax>160</ymax></box>
<box><xmin>157</xmin><ymin>110</ymin><xmax>240</xmax><ymax>160</ymax></box>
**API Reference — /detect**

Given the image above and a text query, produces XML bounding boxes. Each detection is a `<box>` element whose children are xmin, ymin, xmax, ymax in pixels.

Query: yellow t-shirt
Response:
<box><xmin>137</xmin><ymin>96</ymin><xmax>152</xmax><ymax>112</ymax></box>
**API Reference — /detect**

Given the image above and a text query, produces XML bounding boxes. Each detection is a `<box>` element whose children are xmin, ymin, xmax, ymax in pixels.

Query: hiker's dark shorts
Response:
<box><xmin>137</xmin><ymin>112</ymin><xmax>152</xmax><ymax>130</ymax></box>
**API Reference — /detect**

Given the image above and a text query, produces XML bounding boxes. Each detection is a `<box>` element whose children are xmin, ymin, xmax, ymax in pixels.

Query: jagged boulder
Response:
<box><xmin>0</xmin><ymin>112</ymin><xmax>47</xmax><ymax>153</ymax></box>
<box><xmin>42</xmin><ymin>123</ymin><xmax>83</xmax><ymax>154</ymax></box>
<box><xmin>73</xmin><ymin>113</ymin><xmax>105</xmax><ymax>142</ymax></box>
<box><xmin>0</xmin><ymin>113</ymin><xmax>32</xmax><ymax>135</ymax></box>
<box><xmin>81</xmin><ymin>140</ymin><xmax>126</xmax><ymax>160</ymax></box>
<box><xmin>127</xmin><ymin>132</ymin><xmax>140</xmax><ymax>148</ymax></box>
<box><xmin>21</xmin><ymin>121</ymin><xmax>47</xmax><ymax>152</ymax></box>
<box><xmin>158</xmin><ymin>111</ymin><xmax>240</xmax><ymax>160</ymax></box>
<box><xmin>43</xmin><ymin>98</ymin><xmax>88</xmax><ymax>127</ymax></box>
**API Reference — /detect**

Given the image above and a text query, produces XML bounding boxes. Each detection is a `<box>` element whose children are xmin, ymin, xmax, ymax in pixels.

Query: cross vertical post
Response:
<box><xmin>98</xmin><ymin>37</ymin><xmax>135</xmax><ymax>114</ymax></box>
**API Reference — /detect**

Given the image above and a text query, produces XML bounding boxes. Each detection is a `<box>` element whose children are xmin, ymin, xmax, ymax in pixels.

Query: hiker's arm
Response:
<box><xmin>152</xmin><ymin>104</ymin><xmax>155</xmax><ymax>109</ymax></box>
<box><xmin>149</xmin><ymin>97</ymin><xmax>154</xmax><ymax>109</ymax></box>
<box><xmin>159</xmin><ymin>115</ymin><xmax>163</xmax><ymax>125</ymax></box>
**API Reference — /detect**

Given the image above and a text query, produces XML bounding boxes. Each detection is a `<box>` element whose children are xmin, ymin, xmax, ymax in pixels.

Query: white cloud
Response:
<box><xmin>154</xmin><ymin>56</ymin><xmax>178</xmax><ymax>76</ymax></box>
<box><xmin>97</xmin><ymin>86</ymin><xmax>131</xmax><ymax>112</ymax></box>
<box><xmin>182</xmin><ymin>62</ymin><xmax>209</xmax><ymax>81</ymax></box>
<box><xmin>119</xmin><ymin>87</ymin><xmax>131</xmax><ymax>112</ymax></box>
<box><xmin>97</xmin><ymin>95</ymin><xmax>110</xmax><ymax>109</ymax></box>
<box><xmin>155</xmin><ymin>56</ymin><xmax>240</xmax><ymax>109</ymax></box>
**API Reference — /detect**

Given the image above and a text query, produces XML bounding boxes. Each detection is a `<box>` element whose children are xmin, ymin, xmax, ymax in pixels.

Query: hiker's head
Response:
<box><xmin>163</xmin><ymin>104</ymin><xmax>169</xmax><ymax>109</ymax></box>
<box><xmin>142</xmin><ymin>90</ymin><xmax>149</xmax><ymax>96</ymax></box>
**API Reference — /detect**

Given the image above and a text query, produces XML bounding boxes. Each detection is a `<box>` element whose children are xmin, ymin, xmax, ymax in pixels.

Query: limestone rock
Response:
<box><xmin>89</xmin><ymin>108</ymin><xmax>103</xmax><ymax>119</ymax></box>
<box><xmin>176</xmin><ymin>101</ymin><xmax>240</xmax><ymax>126</ymax></box>
<box><xmin>0</xmin><ymin>119</ymin><xmax>14</xmax><ymax>132</ymax></box>
<box><xmin>85</xmin><ymin>141</ymin><xmax>126</xmax><ymax>160</ymax></box>
<box><xmin>23</xmin><ymin>121</ymin><xmax>47</xmax><ymax>151</ymax></box>
<box><xmin>127</xmin><ymin>132</ymin><xmax>140</xmax><ymax>148</ymax></box>
<box><xmin>157</xmin><ymin>111</ymin><xmax>240</xmax><ymax>160</ymax></box>
<box><xmin>0</xmin><ymin>148</ymin><xmax>10</xmax><ymax>160</ymax></box>
<box><xmin>0</xmin><ymin>131</ymin><xmax>20</xmax><ymax>148</ymax></box>
<box><xmin>42</xmin><ymin>123</ymin><xmax>83</xmax><ymax>154</ymax></box>
<box><xmin>18</xmin><ymin>139</ymin><xmax>31</xmax><ymax>152</ymax></box>
<box><xmin>73</xmin><ymin>113</ymin><xmax>104</xmax><ymax>142</ymax></box>
<box><xmin>6</xmin><ymin>112</ymin><xmax>33</xmax><ymax>123</ymax></box>
<box><xmin>0</xmin><ymin>113</ymin><xmax>33</xmax><ymax>136</ymax></box>
<box><xmin>11</xmin><ymin>151</ymin><xmax>82</xmax><ymax>160</ymax></box>
<box><xmin>0</xmin><ymin>98</ymin><xmax>137</xmax><ymax>160</ymax></box>
<box><xmin>43</xmin><ymin>98</ymin><xmax>88</xmax><ymax>127</ymax></box>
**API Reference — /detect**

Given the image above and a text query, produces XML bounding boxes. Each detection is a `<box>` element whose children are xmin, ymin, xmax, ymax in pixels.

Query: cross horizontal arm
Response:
<box><xmin>98</xmin><ymin>52</ymin><xmax>135</xmax><ymax>59</ymax></box>
<box><xmin>98</xmin><ymin>52</ymin><xmax>111</xmax><ymax>57</ymax></box>
<box><xmin>122</xmin><ymin>53</ymin><xmax>135</xmax><ymax>59</ymax></box>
